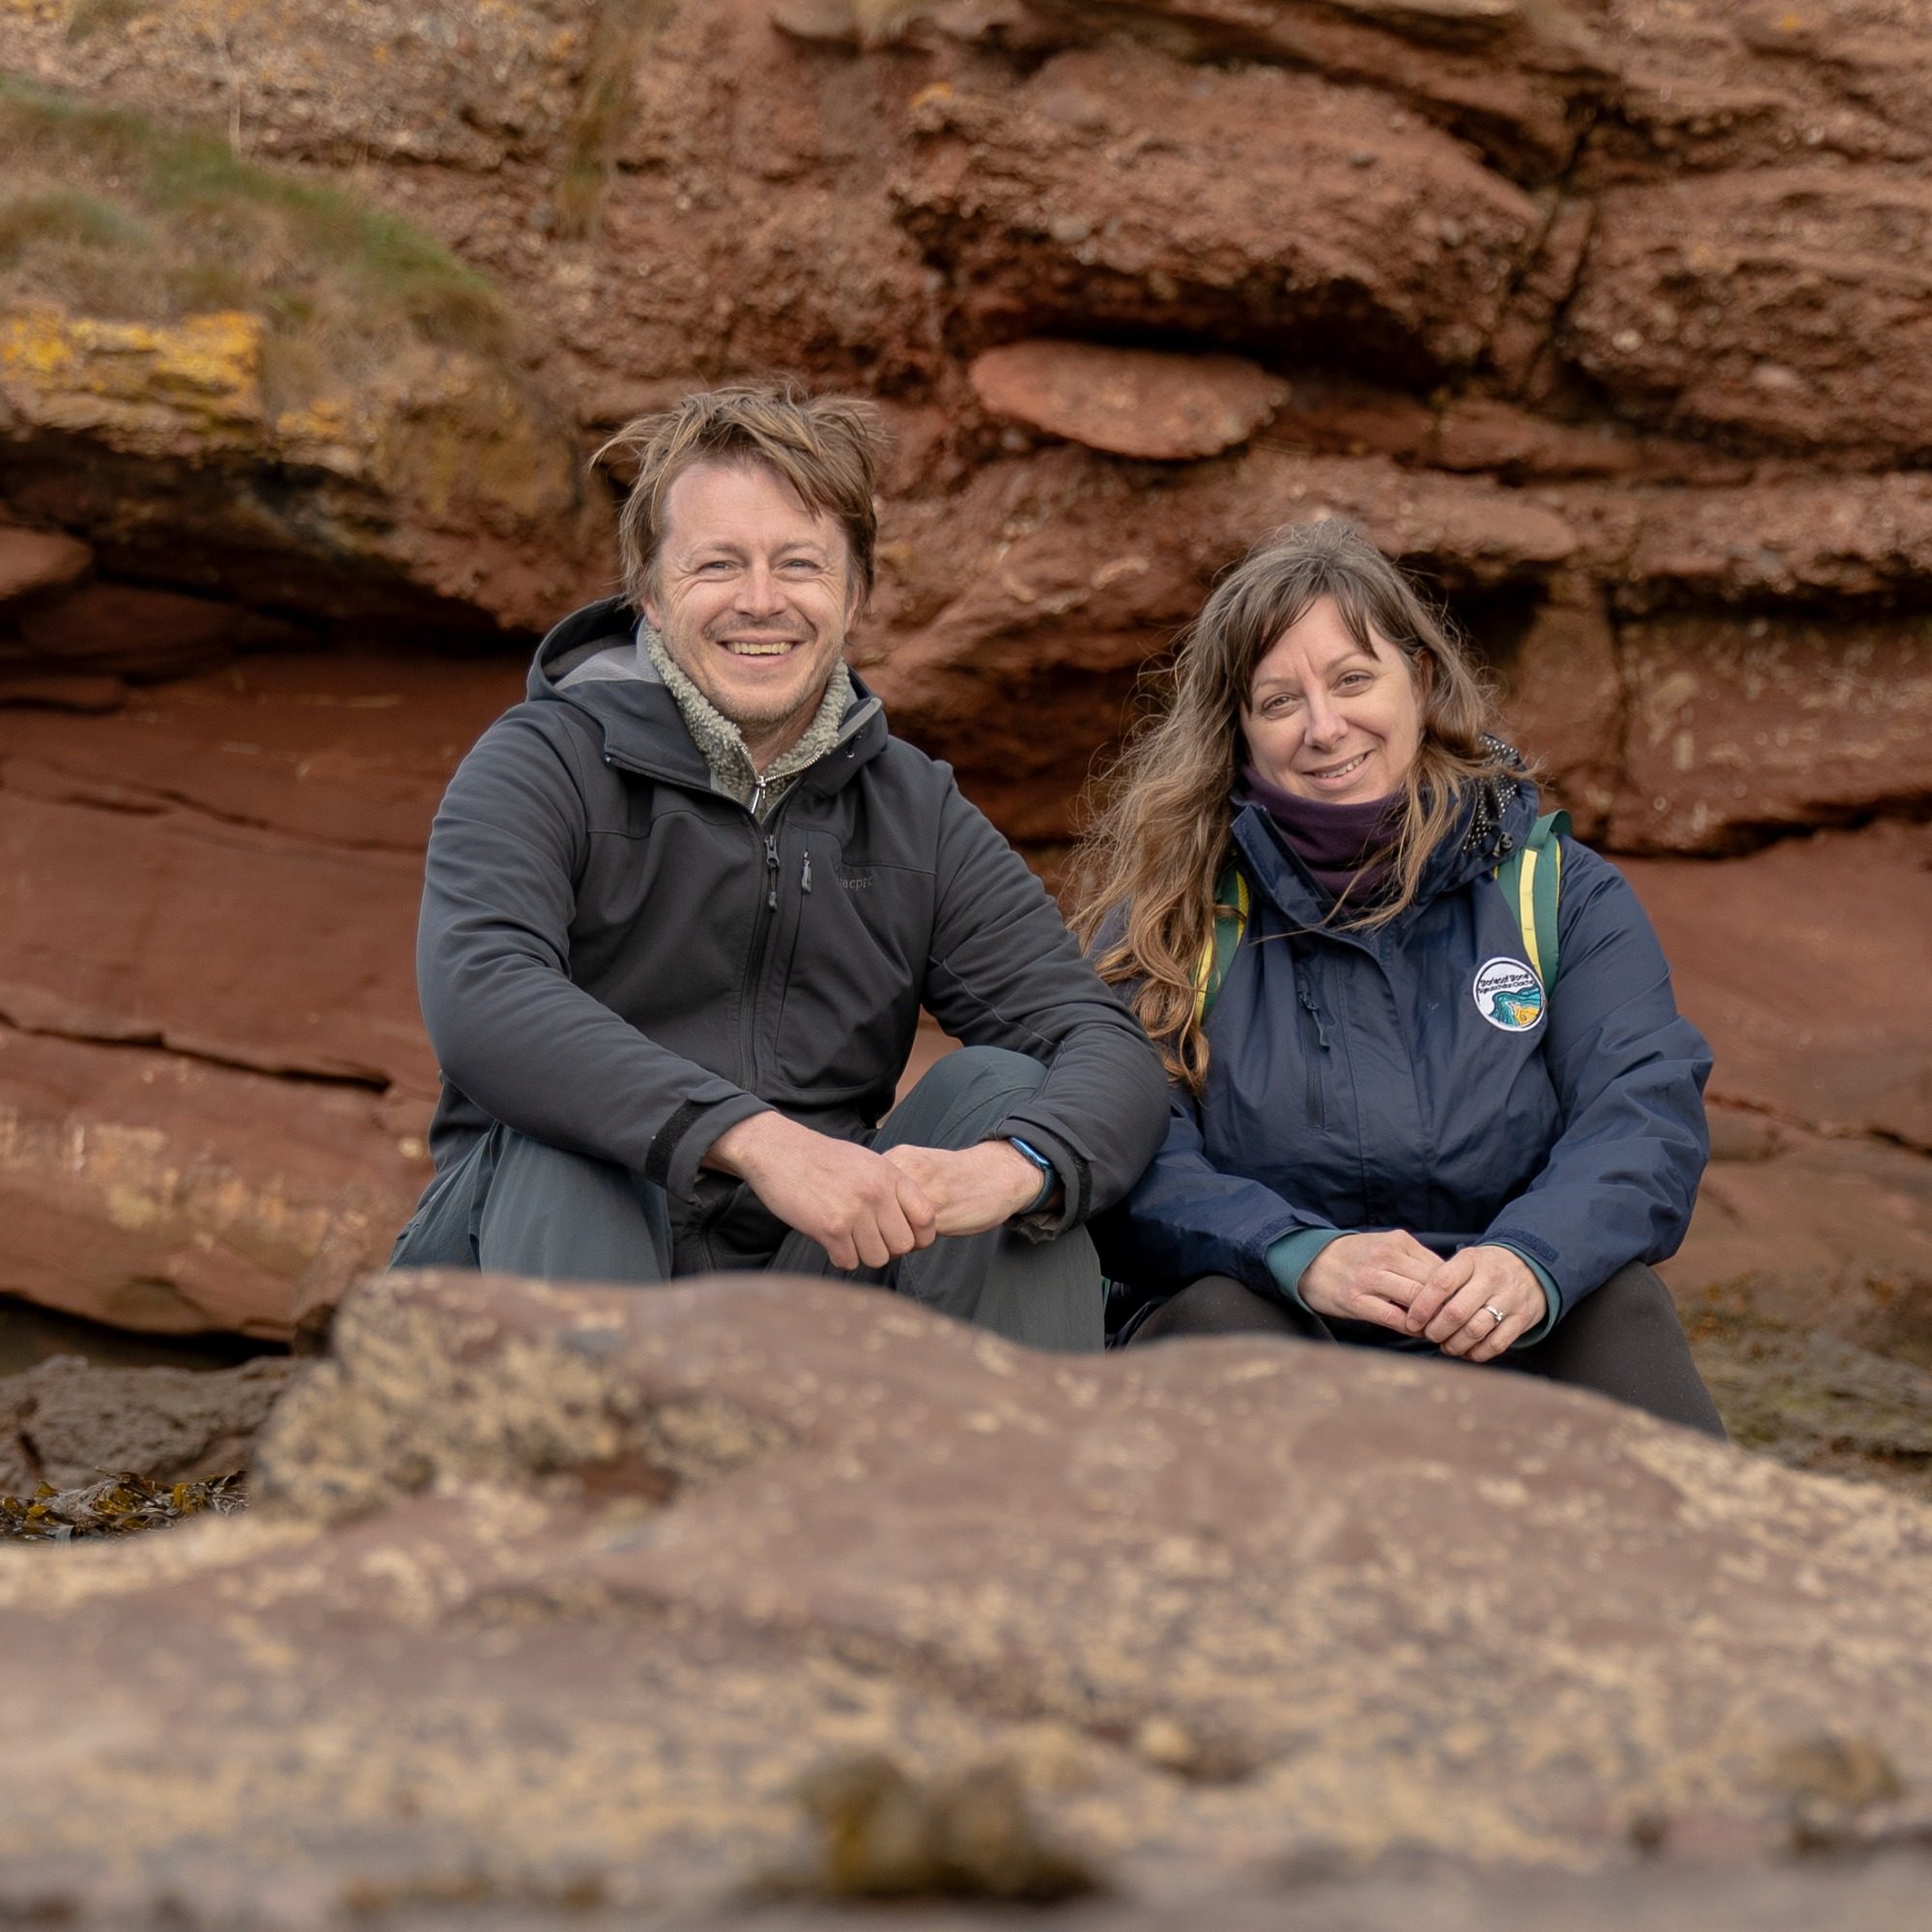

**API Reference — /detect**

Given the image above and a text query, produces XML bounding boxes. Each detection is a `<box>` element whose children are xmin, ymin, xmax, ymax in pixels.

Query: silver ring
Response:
<box><xmin>1485</xmin><ymin>1305</ymin><xmax>1505</xmax><ymax>1325</ymax></box>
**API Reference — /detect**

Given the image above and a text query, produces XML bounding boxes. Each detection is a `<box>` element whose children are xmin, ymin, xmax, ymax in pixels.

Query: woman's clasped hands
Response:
<box><xmin>1297</xmin><ymin>1232</ymin><xmax>1546</xmax><ymax>1363</ymax></box>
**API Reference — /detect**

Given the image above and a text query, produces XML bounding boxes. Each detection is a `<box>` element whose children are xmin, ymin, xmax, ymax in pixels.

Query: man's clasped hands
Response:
<box><xmin>707</xmin><ymin>1112</ymin><xmax>1045</xmax><ymax>1271</ymax></box>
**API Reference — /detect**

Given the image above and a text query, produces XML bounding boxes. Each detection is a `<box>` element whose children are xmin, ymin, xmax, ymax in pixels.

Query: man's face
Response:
<box><xmin>642</xmin><ymin>460</ymin><xmax>858</xmax><ymax>761</ymax></box>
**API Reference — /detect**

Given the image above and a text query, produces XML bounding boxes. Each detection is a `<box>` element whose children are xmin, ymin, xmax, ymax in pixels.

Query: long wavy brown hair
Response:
<box><xmin>1071</xmin><ymin>519</ymin><xmax>1518</xmax><ymax>1091</ymax></box>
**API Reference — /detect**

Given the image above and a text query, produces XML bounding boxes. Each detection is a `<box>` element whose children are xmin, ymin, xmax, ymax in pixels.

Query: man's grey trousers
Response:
<box><xmin>388</xmin><ymin>1045</ymin><xmax>1102</xmax><ymax>1351</ymax></box>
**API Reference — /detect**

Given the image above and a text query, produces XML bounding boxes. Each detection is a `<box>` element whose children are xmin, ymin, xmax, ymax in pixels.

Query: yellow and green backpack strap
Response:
<box><xmin>1192</xmin><ymin>865</ymin><xmax>1250</xmax><ymax>1025</ymax></box>
<box><xmin>1492</xmin><ymin>810</ymin><xmax>1570</xmax><ymax>990</ymax></box>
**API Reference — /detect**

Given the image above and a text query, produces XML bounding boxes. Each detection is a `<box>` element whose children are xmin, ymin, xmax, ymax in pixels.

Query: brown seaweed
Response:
<box><xmin>0</xmin><ymin>1470</ymin><xmax>245</xmax><ymax>1542</ymax></box>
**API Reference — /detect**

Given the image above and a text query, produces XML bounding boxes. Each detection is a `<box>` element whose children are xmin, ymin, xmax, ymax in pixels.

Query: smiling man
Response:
<box><xmin>389</xmin><ymin>384</ymin><xmax>1168</xmax><ymax>1348</ymax></box>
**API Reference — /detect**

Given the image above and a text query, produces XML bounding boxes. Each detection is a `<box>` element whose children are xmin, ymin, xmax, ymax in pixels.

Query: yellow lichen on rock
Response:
<box><xmin>0</xmin><ymin>295</ymin><xmax>587</xmax><ymax>599</ymax></box>
<box><xmin>0</xmin><ymin>302</ymin><xmax>263</xmax><ymax>451</ymax></box>
<box><xmin>0</xmin><ymin>76</ymin><xmax>608</xmax><ymax>624</ymax></box>
<box><xmin>363</xmin><ymin>362</ymin><xmax>582</xmax><ymax>525</ymax></box>
<box><xmin>267</xmin><ymin>390</ymin><xmax>367</xmax><ymax>482</ymax></box>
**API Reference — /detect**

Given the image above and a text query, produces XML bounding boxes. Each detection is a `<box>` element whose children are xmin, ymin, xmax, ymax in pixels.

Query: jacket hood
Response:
<box><xmin>1234</xmin><ymin>774</ymin><xmax>1541</xmax><ymax>933</ymax></box>
<box><xmin>525</xmin><ymin>594</ymin><xmax>887</xmax><ymax>794</ymax></box>
<box><xmin>526</xmin><ymin>593</ymin><xmax>635</xmax><ymax>701</ymax></box>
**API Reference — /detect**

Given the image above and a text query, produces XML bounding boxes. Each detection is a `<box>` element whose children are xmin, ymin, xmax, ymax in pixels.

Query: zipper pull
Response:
<box><xmin>801</xmin><ymin>852</ymin><xmax>812</xmax><ymax>894</ymax></box>
<box><xmin>765</xmin><ymin>834</ymin><xmax>780</xmax><ymax>911</ymax></box>
<box><xmin>1297</xmin><ymin>984</ymin><xmax>1329</xmax><ymax>1048</ymax></box>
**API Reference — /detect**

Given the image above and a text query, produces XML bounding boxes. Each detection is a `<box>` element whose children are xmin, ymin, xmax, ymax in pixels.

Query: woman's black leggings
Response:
<box><xmin>1127</xmin><ymin>1262</ymin><xmax>1727</xmax><ymax>1438</ymax></box>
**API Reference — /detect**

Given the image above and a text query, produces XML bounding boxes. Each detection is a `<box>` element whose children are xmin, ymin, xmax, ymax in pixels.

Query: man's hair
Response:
<box><xmin>595</xmin><ymin>384</ymin><xmax>885</xmax><ymax>610</ymax></box>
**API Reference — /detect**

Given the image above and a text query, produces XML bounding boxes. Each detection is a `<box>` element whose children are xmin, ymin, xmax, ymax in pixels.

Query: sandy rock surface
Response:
<box><xmin>895</xmin><ymin>43</ymin><xmax>1539</xmax><ymax>375</ymax></box>
<box><xmin>1630</xmin><ymin>825</ymin><xmax>1932</xmax><ymax>1144</ymax></box>
<box><xmin>0</xmin><ymin>1351</ymin><xmax>295</xmax><ymax>1493</ymax></box>
<box><xmin>1</xmin><ymin>1269</ymin><xmax>1929</xmax><ymax>1928</ymax></box>
<box><xmin>0</xmin><ymin>522</ymin><xmax>92</xmax><ymax>607</ymax></box>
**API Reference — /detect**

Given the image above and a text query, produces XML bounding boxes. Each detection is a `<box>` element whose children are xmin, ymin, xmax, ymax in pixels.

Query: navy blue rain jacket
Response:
<box><xmin>1096</xmin><ymin>785</ymin><xmax>1712</xmax><ymax>1323</ymax></box>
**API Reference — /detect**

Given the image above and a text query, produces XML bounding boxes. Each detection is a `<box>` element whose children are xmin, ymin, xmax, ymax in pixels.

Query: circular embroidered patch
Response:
<box><xmin>1473</xmin><ymin>956</ymin><xmax>1545</xmax><ymax>1032</ymax></box>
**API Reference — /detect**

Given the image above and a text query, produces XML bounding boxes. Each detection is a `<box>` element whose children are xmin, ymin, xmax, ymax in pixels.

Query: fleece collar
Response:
<box><xmin>639</xmin><ymin>624</ymin><xmax>854</xmax><ymax>811</ymax></box>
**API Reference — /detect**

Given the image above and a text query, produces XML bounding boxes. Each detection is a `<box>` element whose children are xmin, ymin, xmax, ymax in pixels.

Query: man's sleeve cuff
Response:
<box><xmin>1265</xmin><ymin>1229</ymin><xmax>1350</xmax><ymax>1311</ymax></box>
<box><xmin>660</xmin><ymin>1094</ymin><xmax>773</xmax><ymax>1202</ymax></box>
<box><xmin>1490</xmin><ymin>1242</ymin><xmax>1560</xmax><ymax>1347</ymax></box>
<box><xmin>989</xmin><ymin>1115</ymin><xmax>1088</xmax><ymax>1240</ymax></box>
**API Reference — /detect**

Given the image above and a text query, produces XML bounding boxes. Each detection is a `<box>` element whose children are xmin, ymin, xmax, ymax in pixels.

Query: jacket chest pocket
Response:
<box><xmin>569</xmin><ymin>805</ymin><xmax>753</xmax><ymax>1030</ymax></box>
<box><xmin>771</xmin><ymin>839</ymin><xmax>932</xmax><ymax>1094</ymax></box>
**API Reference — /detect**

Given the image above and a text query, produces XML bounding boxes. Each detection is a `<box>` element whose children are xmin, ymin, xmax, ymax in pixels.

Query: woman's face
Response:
<box><xmin>1241</xmin><ymin>597</ymin><xmax>1425</xmax><ymax>805</ymax></box>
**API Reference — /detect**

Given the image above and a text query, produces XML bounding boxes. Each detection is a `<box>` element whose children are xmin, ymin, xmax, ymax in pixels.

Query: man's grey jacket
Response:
<box><xmin>414</xmin><ymin>596</ymin><xmax>1169</xmax><ymax>1234</ymax></box>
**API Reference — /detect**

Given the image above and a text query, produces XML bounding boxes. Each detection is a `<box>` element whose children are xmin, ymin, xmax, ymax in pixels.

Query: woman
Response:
<box><xmin>1075</xmin><ymin>520</ymin><xmax>1723</xmax><ymax>1434</ymax></box>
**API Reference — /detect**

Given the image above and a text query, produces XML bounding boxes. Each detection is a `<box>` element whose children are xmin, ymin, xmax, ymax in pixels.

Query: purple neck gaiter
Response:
<box><xmin>1242</xmin><ymin>765</ymin><xmax>1405</xmax><ymax>902</ymax></box>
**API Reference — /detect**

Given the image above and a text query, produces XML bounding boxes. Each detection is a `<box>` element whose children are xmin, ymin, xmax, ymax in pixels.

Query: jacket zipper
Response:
<box><xmin>727</xmin><ymin>822</ymin><xmax>791</xmax><ymax>1090</ymax></box>
<box><xmin>1297</xmin><ymin>981</ymin><xmax>1329</xmax><ymax>1129</ymax></box>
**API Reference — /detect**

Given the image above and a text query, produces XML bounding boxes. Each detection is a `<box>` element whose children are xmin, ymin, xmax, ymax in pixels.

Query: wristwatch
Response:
<box><xmin>1006</xmin><ymin>1136</ymin><xmax>1059</xmax><ymax>1214</ymax></box>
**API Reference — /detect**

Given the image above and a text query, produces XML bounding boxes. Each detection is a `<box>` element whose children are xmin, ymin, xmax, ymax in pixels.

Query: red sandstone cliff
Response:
<box><xmin>0</xmin><ymin>1</ymin><xmax>1925</xmax><ymax>1454</ymax></box>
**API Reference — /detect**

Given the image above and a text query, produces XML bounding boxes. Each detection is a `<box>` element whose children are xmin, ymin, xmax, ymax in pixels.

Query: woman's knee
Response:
<box><xmin>1574</xmin><ymin>1262</ymin><xmax>1682</xmax><ymax>1336</ymax></box>
<box><xmin>1520</xmin><ymin>1260</ymin><xmax>1725</xmax><ymax>1438</ymax></box>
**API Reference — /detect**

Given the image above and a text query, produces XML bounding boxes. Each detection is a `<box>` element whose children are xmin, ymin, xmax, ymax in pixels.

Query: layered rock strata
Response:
<box><xmin>0</xmin><ymin>0</ymin><xmax>1923</xmax><ymax>1368</ymax></box>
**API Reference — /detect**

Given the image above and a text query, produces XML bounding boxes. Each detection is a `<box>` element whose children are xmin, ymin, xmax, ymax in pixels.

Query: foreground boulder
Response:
<box><xmin>0</xmin><ymin>1270</ymin><xmax>1928</xmax><ymax>1926</ymax></box>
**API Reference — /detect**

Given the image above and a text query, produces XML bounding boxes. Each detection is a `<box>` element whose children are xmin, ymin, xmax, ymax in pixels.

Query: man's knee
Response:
<box><xmin>390</xmin><ymin>1130</ymin><xmax>495</xmax><ymax>1269</ymax></box>
<box><xmin>475</xmin><ymin>1127</ymin><xmax>672</xmax><ymax>1283</ymax></box>
<box><xmin>917</xmin><ymin>1044</ymin><xmax>1047</xmax><ymax>1107</ymax></box>
<box><xmin>885</xmin><ymin>1044</ymin><xmax>1049</xmax><ymax>1151</ymax></box>
<box><xmin>486</xmin><ymin>1128</ymin><xmax>635</xmax><ymax>1209</ymax></box>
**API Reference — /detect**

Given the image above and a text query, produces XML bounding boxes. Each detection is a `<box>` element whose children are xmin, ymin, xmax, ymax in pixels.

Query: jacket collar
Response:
<box><xmin>526</xmin><ymin>596</ymin><xmax>888</xmax><ymax>799</ymax></box>
<box><xmin>1232</xmin><ymin>778</ymin><xmax>1540</xmax><ymax>932</ymax></box>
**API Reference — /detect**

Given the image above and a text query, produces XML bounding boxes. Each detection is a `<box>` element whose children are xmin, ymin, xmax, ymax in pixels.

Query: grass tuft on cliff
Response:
<box><xmin>0</xmin><ymin>75</ymin><xmax>510</xmax><ymax>405</ymax></box>
<box><xmin>553</xmin><ymin>0</ymin><xmax>669</xmax><ymax>241</ymax></box>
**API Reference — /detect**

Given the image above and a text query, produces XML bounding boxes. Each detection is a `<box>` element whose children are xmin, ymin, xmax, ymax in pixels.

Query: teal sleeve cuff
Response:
<box><xmin>1491</xmin><ymin>1243</ymin><xmax>1560</xmax><ymax>1347</ymax></box>
<box><xmin>1265</xmin><ymin>1229</ymin><xmax>1350</xmax><ymax>1311</ymax></box>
